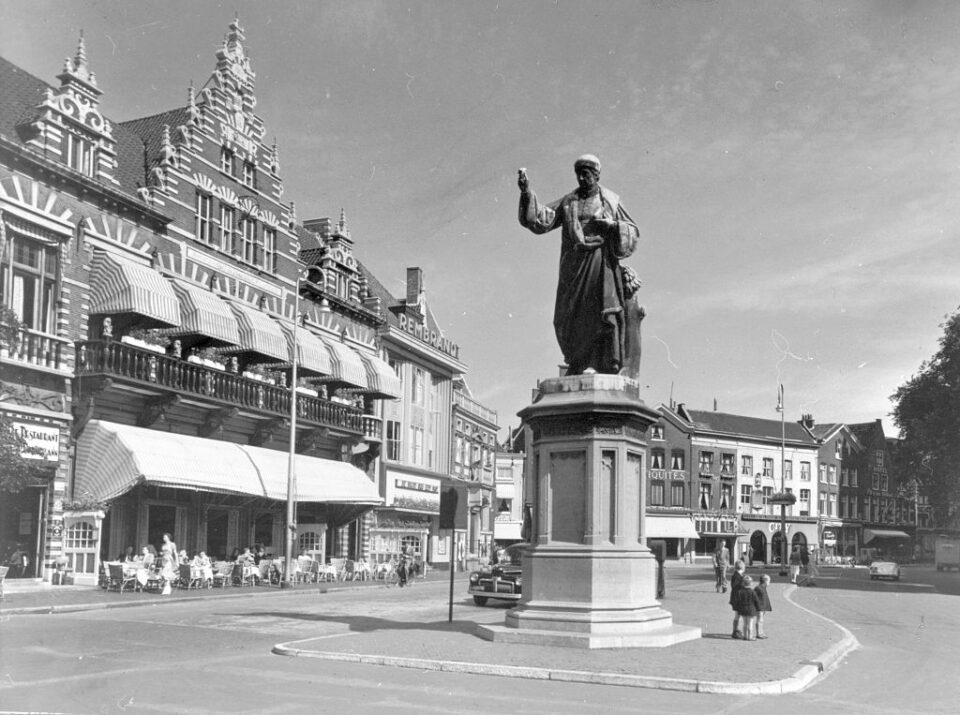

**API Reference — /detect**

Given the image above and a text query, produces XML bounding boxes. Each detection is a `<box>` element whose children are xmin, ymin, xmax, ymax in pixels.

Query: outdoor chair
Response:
<box><xmin>329</xmin><ymin>558</ymin><xmax>346</xmax><ymax>581</ymax></box>
<box><xmin>296</xmin><ymin>556</ymin><xmax>314</xmax><ymax>583</ymax></box>
<box><xmin>212</xmin><ymin>561</ymin><xmax>233</xmax><ymax>587</ymax></box>
<box><xmin>107</xmin><ymin>563</ymin><xmax>137</xmax><ymax>593</ymax></box>
<box><xmin>178</xmin><ymin>564</ymin><xmax>201</xmax><ymax>589</ymax></box>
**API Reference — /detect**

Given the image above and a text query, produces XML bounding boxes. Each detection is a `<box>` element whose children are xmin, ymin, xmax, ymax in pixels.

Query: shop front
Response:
<box><xmin>693</xmin><ymin>512</ymin><xmax>740</xmax><ymax>559</ymax></box>
<box><xmin>369</xmin><ymin>470</ymin><xmax>440</xmax><ymax>566</ymax></box>
<box><xmin>644</xmin><ymin>514</ymin><xmax>700</xmax><ymax>561</ymax></box>
<box><xmin>72</xmin><ymin>420</ymin><xmax>382</xmax><ymax>566</ymax></box>
<box><xmin>741</xmin><ymin>516</ymin><xmax>819</xmax><ymax>565</ymax></box>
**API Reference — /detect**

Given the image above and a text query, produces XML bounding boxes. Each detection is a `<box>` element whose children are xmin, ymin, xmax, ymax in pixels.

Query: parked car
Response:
<box><xmin>468</xmin><ymin>543</ymin><xmax>524</xmax><ymax>606</ymax></box>
<box><xmin>869</xmin><ymin>560</ymin><xmax>901</xmax><ymax>581</ymax></box>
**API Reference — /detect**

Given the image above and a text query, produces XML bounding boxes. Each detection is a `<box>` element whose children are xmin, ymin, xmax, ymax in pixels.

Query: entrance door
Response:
<box><xmin>147</xmin><ymin>504</ymin><xmax>177</xmax><ymax>554</ymax></box>
<box><xmin>206</xmin><ymin>509</ymin><xmax>229</xmax><ymax>561</ymax></box>
<box><xmin>771</xmin><ymin>530</ymin><xmax>786</xmax><ymax>565</ymax></box>
<box><xmin>750</xmin><ymin>530</ymin><xmax>767</xmax><ymax>564</ymax></box>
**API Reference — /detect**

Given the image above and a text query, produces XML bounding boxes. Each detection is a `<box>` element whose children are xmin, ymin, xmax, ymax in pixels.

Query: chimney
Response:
<box><xmin>406</xmin><ymin>267</ymin><xmax>423</xmax><ymax>309</ymax></box>
<box><xmin>800</xmin><ymin>413</ymin><xmax>815</xmax><ymax>429</ymax></box>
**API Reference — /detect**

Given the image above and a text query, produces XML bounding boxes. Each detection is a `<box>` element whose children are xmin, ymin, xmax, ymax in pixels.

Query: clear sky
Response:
<box><xmin>3</xmin><ymin>0</ymin><xmax>959</xmax><ymax>439</ymax></box>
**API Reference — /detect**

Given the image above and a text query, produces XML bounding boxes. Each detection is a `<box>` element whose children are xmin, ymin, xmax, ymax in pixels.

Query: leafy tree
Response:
<box><xmin>891</xmin><ymin>309</ymin><xmax>960</xmax><ymax>528</ymax></box>
<box><xmin>0</xmin><ymin>414</ymin><xmax>43</xmax><ymax>493</ymax></box>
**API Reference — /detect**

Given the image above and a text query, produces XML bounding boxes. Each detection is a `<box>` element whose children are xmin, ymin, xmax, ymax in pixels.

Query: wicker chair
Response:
<box><xmin>107</xmin><ymin>563</ymin><xmax>137</xmax><ymax>593</ymax></box>
<box><xmin>212</xmin><ymin>561</ymin><xmax>233</xmax><ymax>587</ymax></box>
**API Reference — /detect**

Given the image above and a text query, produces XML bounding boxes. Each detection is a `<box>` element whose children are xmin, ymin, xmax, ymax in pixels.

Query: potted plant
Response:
<box><xmin>768</xmin><ymin>491</ymin><xmax>797</xmax><ymax>506</ymax></box>
<box><xmin>0</xmin><ymin>306</ymin><xmax>24</xmax><ymax>359</ymax></box>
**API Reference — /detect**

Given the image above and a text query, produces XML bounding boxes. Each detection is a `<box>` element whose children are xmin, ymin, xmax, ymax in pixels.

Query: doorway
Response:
<box><xmin>771</xmin><ymin>530</ymin><xmax>786</xmax><ymax>565</ymax></box>
<box><xmin>147</xmin><ymin>504</ymin><xmax>177</xmax><ymax>554</ymax></box>
<box><xmin>750</xmin><ymin>530</ymin><xmax>767</xmax><ymax>565</ymax></box>
<box><xmin>206</xmin><ymin>509</ymin><xmax>229</xmax><ymax>561</ymax></box>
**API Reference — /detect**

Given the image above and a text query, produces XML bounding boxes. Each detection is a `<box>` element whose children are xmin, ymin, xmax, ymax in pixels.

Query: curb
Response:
<box><xmin>271</xmin><ymin>583</ymin><xmax>861</xmax><ymax>695</ymax></box>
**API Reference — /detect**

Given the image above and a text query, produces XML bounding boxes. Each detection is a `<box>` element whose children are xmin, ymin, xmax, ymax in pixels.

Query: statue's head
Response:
<box><xmin>574</xmin><ymin>154</ymin><xmax>601</xmax><ymax>191</ymax></box>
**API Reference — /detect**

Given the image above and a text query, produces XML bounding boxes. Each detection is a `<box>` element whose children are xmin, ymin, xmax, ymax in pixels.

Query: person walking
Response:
<box><xmin>789</xmin><ymin>545</ymin><xmax>801</xmax><ymax>584</ymax></box>
<box><xmin>754</xmin><ymin>573</ymin><xmax>772</xmax><ymax>639</ymax></box>
<box><xmin>713</xmin><ymin>540</ymin><xmax>731</xmax><ymax>593</ymax></box>
<box><xmin>159</xmin><ymin>533</ymin><xmax>177</xmax><ymax>595</ymax></box>
<box><xmin>729</xmin><ymin>559</ymin><xmax>746</xmax><ymax>638</ymax></box>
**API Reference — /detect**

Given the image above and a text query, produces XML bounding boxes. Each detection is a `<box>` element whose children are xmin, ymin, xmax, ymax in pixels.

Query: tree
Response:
<box><xmin>891</xmin><ymin>309</ymin><xmax>960</xmax><ymax>528</ymax></box>
<box><xmin>0</xmin><ymin>414</ymin><xmax>44</xmax><ymax>493</ymax></box>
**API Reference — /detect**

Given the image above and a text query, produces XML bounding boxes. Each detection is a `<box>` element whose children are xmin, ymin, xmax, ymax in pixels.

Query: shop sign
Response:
<box><xmin>385</xmin><ymin>471</ymin><xmax>440</xmax><ymax>514</ymax></box>
<box><xmin>396</xmin><ymin>313</ymin><xmax>460</xmax><ymax>359</ymax></box>
<box><xmin>767</xmin><ymin>522</ymin><xmax>792</xmax><ymax>533</ymax></box>
<box><xmin>13</xmin><ymin>422</ymin><xmax>60</xmax><ymax>462</ymax></box>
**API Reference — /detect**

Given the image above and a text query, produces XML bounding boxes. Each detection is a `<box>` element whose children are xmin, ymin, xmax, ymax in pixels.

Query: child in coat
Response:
<box><xmin>754</xmin><ymin>573</ymin><xmax>772</xmax><ymax>639</ymax></box>
<box><xmin>734</xmin><ymin>575</ymin><xmax>761</xmax><ymax>641</ymax></box>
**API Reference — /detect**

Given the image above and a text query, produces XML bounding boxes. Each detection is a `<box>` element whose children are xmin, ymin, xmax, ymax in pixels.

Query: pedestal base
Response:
<box><xmin>477</xmin><ymin>622</ymin><xmax>701</xmax><ymax>649</ymax></box>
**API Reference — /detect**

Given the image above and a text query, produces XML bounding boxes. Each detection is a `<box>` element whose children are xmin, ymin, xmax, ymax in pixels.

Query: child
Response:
<box><xmin>734</xmin><ymin>574</ymin><xmax>760</xmax><ymax>641</ymax></box>
<box><xmin>729</xmin><ymin>560</ymin><xmax>746</xmax><ymax>638</ymax></box>
<box><xmin>755</xmin><ymin>573</ymin><xmax>772</xmax><ymax>639</ymax></box>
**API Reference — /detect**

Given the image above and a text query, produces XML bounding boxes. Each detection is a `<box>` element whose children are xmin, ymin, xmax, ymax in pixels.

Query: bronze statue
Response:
<box><xmin>518</xmin><ymin>155</ymin><xmax>644</xmax><ymax>379</ymax></box>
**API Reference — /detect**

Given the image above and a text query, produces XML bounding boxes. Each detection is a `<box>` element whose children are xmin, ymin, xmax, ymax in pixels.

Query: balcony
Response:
<box><xmin>3</xmin><ymin>328</ymin><xmax>72</xmax><ymax>374</ymax></box>
<box><xmin>453</xmin><ymin>390</ymin><xmax>498</xmax><ymax>426</ymax></box>
<box><xmin>76</xmin><ymin>339</ymin><xmax>363</xmax><ymax>436</ymax></box>
<box><xmin>361</xmin><ymin>414</ymin><xmax>383</xmax><ymax>442</ymax></box>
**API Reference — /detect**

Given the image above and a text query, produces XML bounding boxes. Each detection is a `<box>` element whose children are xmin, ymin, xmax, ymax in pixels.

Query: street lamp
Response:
<box><xmin>283</xmin><ymin>270</ymin><xmax>306</xmax><ymax>588</ymax></box>
<box><xmin>776</xmin><ymin>384</ymin><xmax>788</xmax><ymax>577</ymax></box>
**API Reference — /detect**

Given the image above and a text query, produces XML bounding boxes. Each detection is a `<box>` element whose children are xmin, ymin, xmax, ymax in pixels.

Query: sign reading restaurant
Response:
<box><xmin>397</xmin><ymin>313</ymin><xmax>460</xmax><ymax>359</ymax></box>
<box><xmin>13</xmin><ymin>422</ymin><xmax>60</xmax><ymax>462</ymax></box>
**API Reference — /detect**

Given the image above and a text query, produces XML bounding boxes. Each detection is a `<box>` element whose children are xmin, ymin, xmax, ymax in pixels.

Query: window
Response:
<box><xmin>740</xmin><ymin>455</ymin><xmax>753</xmax><ymax>476</ymax></box>
<box><xmin>784</xmin><ymin>459</ymin><xmax>793</xmax><ymax>480</ymax></box>
<box><xmin>721</xmin><ymin>453</ymin><xmax>735</xmax><ymax>475</ymax></box>
<box><xmin>699</xmin><ymin>483</ymin><xmax>711</xmax><ymax>509</ymax></box>
<box><xmin>720</xmin><ymin>483</ymin><xmax>732</xmax><ymax>510</ymax></box>
<box><xmin>650</xmin><ymin>450</ymin><xmax>665</xmax><ymax>470</ymax></box>
<box><xmin>1</xmin><ymin>234</ymin><xmax>58</xmax><ymax>334</ymax></box>
<box><xmin>875</xmin><ymin>450</ymin><xmax>884</xmax><ymax>468</ymax></box>
<box><xmin>829</xmin><ymin>493</ymin><xmax>837</xmax><ymax>517</ymax></box>
<box><xmin>263</xmin><ymin>227</ymin><xmax>276</xmax><ymax>272</ymax></box>
<box><xmin>819</xmin><ymin>492</ymin><xmax>826</xmax><ymax>515</ymax></box>
<box><xmin>220</xmin><ymin>147</ymin><xmax>235</xmax><ymax>175</ymax></box>
<box><xmin>799</xmin><ymin>489</ymin><xmax>810</xmax><ymax>515</ymax></box>
<box><xmin>762</xmin><ymin>458</ymin><xmax>774</xmax><ymax>478</ymax></box>
<box><xmin>240</xmin><ymin>217</ymin><xmax>257</xmax><ymax>263</ymax></box>
<box><xmin>699</xmin><ymin>451</ymin><xmax>714</xmax><ymax>473</ymax></box>
<box><xmin>64</xmin><ymin>520</ymin><xmax>97</xmax><ymax>575</ymax></box>
<box><xmin>850</xmin><ymin>468</ymin><xmax>858</xmax><ymax>487</ymax></box>
<box><xmin>651</xmin><ymin>425</ymin><xmax>664</xmax><ymax>440</ymax></box>
<box><xmin>385</xmin><ymin>420</ymin><xmax>401</xmax><ymax>461</ymax></box>
<box><xmin>670</xmin><ymin>451</ymin><xmax>685</xmax><ymax>471</ymax></box>
<box><xmin>650</xmin><ymin>482</ymin><xmax>664</xmax><ymax>506</ymax></box>
<box><xmin>819</xmin><ymin>463</ymin><xmax>827</xmax><ymax>483</ymax></box>
<box><xmin>841</xmin><ymin>468</ymin><xmax>848</xmax><ymax>487</ymax></box>
<box><xmin>828</xmin><ymin>465</ymin><xmax>837</xmax><ymax>485</ymax></box>
<box><xmin>196</xmin><ymin>192</ymin><xmax>213</xmax><ymax>243</ymax></box>
<box><xmin>62</xmin><ymin>132</ymin><xmax>96</xmax><ymax>176</ymax></box>
<box><xmin>298</xmin><ymin>531</ymin><xmax>322</xmax><ymax>553</ymax></box>
<box><xmin>409</xmin><ymin>425</ymin><xmax>424</xmax><ymax>466</ymax></box>
<box><xmin>411</xmin><ymin>368</ymin><xmax>425</xmax><ymax>406</ymax></box>
<box><xmin>835</xmin><ymin>440</ymin><xmax>842</xmax><ymax>459</ymax></box>
<box><xmin>740</xmin><ymin>484</ymin><xmax>752</xmax><ymax>506</ymax></box>
<box><xmin>242</xmin><ymin>161</ymin><xmax>256</xmax><ymax>188</ymax></box>
<box><xmin>671</xmin><ymin>482</ymin><xmax>684</xmax><ymax>506</ymax></box>
<box><xmin>219</xmin><ymin>204</ymin><xmax>234</xmax><ymax>250</ymax></box>
<box><xmin>800</xmin><ymin>462</ymin><xmax>811</xmax><ymax>481</ymax></box>
<box><xmin>763</xmin><ymin>486</ymin><xmax>773</xmax><ymax>514</ymax></box>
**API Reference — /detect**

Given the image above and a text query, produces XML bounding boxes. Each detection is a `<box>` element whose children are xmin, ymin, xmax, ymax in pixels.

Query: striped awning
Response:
<box><xmin>224</xmin><ymin>301</ymin><xmax>290</xmax><ymax>362</ymax></box>
<box><xmin>357</xmin><ymin>351</ymin><xmax>401</xmax><ymax>399</ymax></box>
<box><xmin>281</xmin><ymin>325</ymin><xmax>333</xmax><ymax>377</ymax></box>
<box><xmin>165</xmin><ymin>279</ymin><xmax>241</xmax><ymax>346</ymax></box>
<box><xmin>88</xmin><ymin>252</ymin><xmax>181</xmax><ymax>328</ymax></box>
<box><xmin>319</xmin><ymin>336</ymin><xmax>369</xmax><ymax>389</ymax></box>
<box><xmin>74</xmin><ymin>420</ymin><xmax>384</xmax><ymax>506</ymax></box>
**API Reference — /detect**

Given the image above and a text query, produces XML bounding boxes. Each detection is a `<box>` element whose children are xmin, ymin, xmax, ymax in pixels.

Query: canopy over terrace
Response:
<box><xmin>161</xmin><ymin>279</ymin><xmax>242</xmax><ymax>349</ymax></box>
<box><xmin>863</xmin><ymin>529</ymin><xmax>911</xmax><ymax>544</ymax></box>
<box><xmin>88</xmin><ymin>251</ymin><xmax>181</xmax><ymax>332</ymax></box>
<box><xmin>74</xmin><ymin>420</ymin><xmax>382</xmax><ymax>521</ymax></box>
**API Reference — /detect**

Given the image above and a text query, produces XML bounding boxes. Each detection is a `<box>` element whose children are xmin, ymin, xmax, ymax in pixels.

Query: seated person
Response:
<box><xmin>139</xmin><ymin>546</ymin><xmax>156</xmax><ymax>569</ymax></box>
<box><xmin>236</xmin><ymin>547</ymin><xmax>256</xmax><ymax>565</ymax></box>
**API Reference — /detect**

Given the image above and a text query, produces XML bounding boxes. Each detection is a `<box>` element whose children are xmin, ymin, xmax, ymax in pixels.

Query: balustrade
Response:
<box><xmin>5</xmin><ymin>328</ymin><xmax>71</xmax><ymax>372</ymax></box>
<box><xmin>75</xmin><ymin>340</ymin><xmax>362</xmax><ymax>434</ymax></box>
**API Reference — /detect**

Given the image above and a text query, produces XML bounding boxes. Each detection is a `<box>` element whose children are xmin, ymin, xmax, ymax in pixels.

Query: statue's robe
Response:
<box><xmin>519</xmin><ymin>185</ymin><xmax>642</xmax><ymax>377</ymax></box>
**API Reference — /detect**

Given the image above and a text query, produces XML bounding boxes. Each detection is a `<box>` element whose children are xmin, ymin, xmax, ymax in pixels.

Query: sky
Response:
<box><xmin>2</xmin><ymin>0</ymin><xmax>959</xmax><ymax>439</ymax></box>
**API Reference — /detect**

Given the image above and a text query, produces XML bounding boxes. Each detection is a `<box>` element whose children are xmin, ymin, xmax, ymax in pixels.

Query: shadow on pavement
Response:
<box><xmin>229</xmin><ymin>610</ymin><xmax>482</xmax><ymax>635</ymax></box>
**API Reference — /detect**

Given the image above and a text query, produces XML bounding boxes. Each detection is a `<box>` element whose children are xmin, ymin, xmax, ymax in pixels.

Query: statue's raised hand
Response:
<box><xmin>518</xmin><ymin>168</ymin><xmax>529</xmax><ymax>194</ymax></box>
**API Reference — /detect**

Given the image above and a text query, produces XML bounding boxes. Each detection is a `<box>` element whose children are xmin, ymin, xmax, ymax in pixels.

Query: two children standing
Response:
<box><xmin>729</xmin><ymin>564</ymin><xmax>772</xmax><ymax>640</ymax></box>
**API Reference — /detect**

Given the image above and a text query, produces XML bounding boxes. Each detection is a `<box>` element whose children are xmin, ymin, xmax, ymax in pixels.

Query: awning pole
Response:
<box><xmin>283</xmin><ymin>273</ymin><xmax>302</xmax><ymax>588</ymax></box>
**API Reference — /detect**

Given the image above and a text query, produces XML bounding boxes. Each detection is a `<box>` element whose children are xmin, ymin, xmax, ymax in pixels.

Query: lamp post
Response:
<box><xmin>776</xmin><ymin>384</ymin><xmax>788</xmax><ymax>577</ymax></box>
<box><xmin>283</xmin><ymin>270</ymin><xmax>304</xmax><ymax>588</ymax></box>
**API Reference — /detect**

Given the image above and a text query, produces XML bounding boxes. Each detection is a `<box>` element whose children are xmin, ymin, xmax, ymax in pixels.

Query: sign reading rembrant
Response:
<box><xmin>14</xmin><ymin>422</ymin><xmax>60</xmax><ymax>461</ymax></box>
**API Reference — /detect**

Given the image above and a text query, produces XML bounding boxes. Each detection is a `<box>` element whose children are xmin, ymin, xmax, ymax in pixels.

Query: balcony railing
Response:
<box><xmin>4</xmin><ymin>328</ymin><xmax>71</xmax><ymax>373</ymax></box>
<box><xmin>76</xmin><ymin>340</ymin><xmax>363</xmax><ymax>435</ymax></box>
<box><xmin>453</xmin><ymin>390</ymin><xmax>498</xmax><ymax>425</ymax></box>
<box><xmin>361</xmin><ymin>414</ymin><xmax>382</xmax><ymax>442</ymax></box>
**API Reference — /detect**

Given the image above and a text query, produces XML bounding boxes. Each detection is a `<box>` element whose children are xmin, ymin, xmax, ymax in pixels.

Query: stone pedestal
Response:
<box><xmin>477</xmin><ymin>373</ymin><xmax>700</xmax><ymax>648</ymax></box>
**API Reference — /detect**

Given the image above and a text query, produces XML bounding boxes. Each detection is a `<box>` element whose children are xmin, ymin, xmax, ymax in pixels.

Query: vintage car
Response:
<box><xmin>468</xmin><ymin>544</ymin><xmax>524</xmax><ymax>606</ymax></box>
<box><xmin>869</xmin><ymin>560</ymin><xmax>901</xmax><ymax>581</ymax></box>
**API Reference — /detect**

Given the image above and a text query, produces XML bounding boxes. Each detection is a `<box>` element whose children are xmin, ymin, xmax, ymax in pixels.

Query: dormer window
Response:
<box><xmin>62</xmin><ymin>132</ymin><xmax>96</xmax><ymax>177</ymax></box>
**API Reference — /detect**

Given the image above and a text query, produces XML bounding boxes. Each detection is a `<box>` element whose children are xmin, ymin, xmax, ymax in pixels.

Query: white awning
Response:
<box><xmin>74</xmin><ymin>420</ymin><xmax>382</xmax><ymax>505</ymax></box>
<box><xmin>644</xmin><ymin>515</ymin><xmax>700</xmax><ymax>540</ymax></box>
<box><xmin>495</xmin><ymin>483</ymin><xmax>516</xmax><ymax>500</ymax></box>
<box><xmin>863</xmin><ymin>529</ymin><xmax>910</xmax><ymax>544</ymax></box>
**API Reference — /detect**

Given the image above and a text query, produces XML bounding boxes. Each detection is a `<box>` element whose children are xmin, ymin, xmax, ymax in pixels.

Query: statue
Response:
<box><xmin>518</xmin><ymin>155</ymin><xmax>644</xmax><ymax>379</ymax></box>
